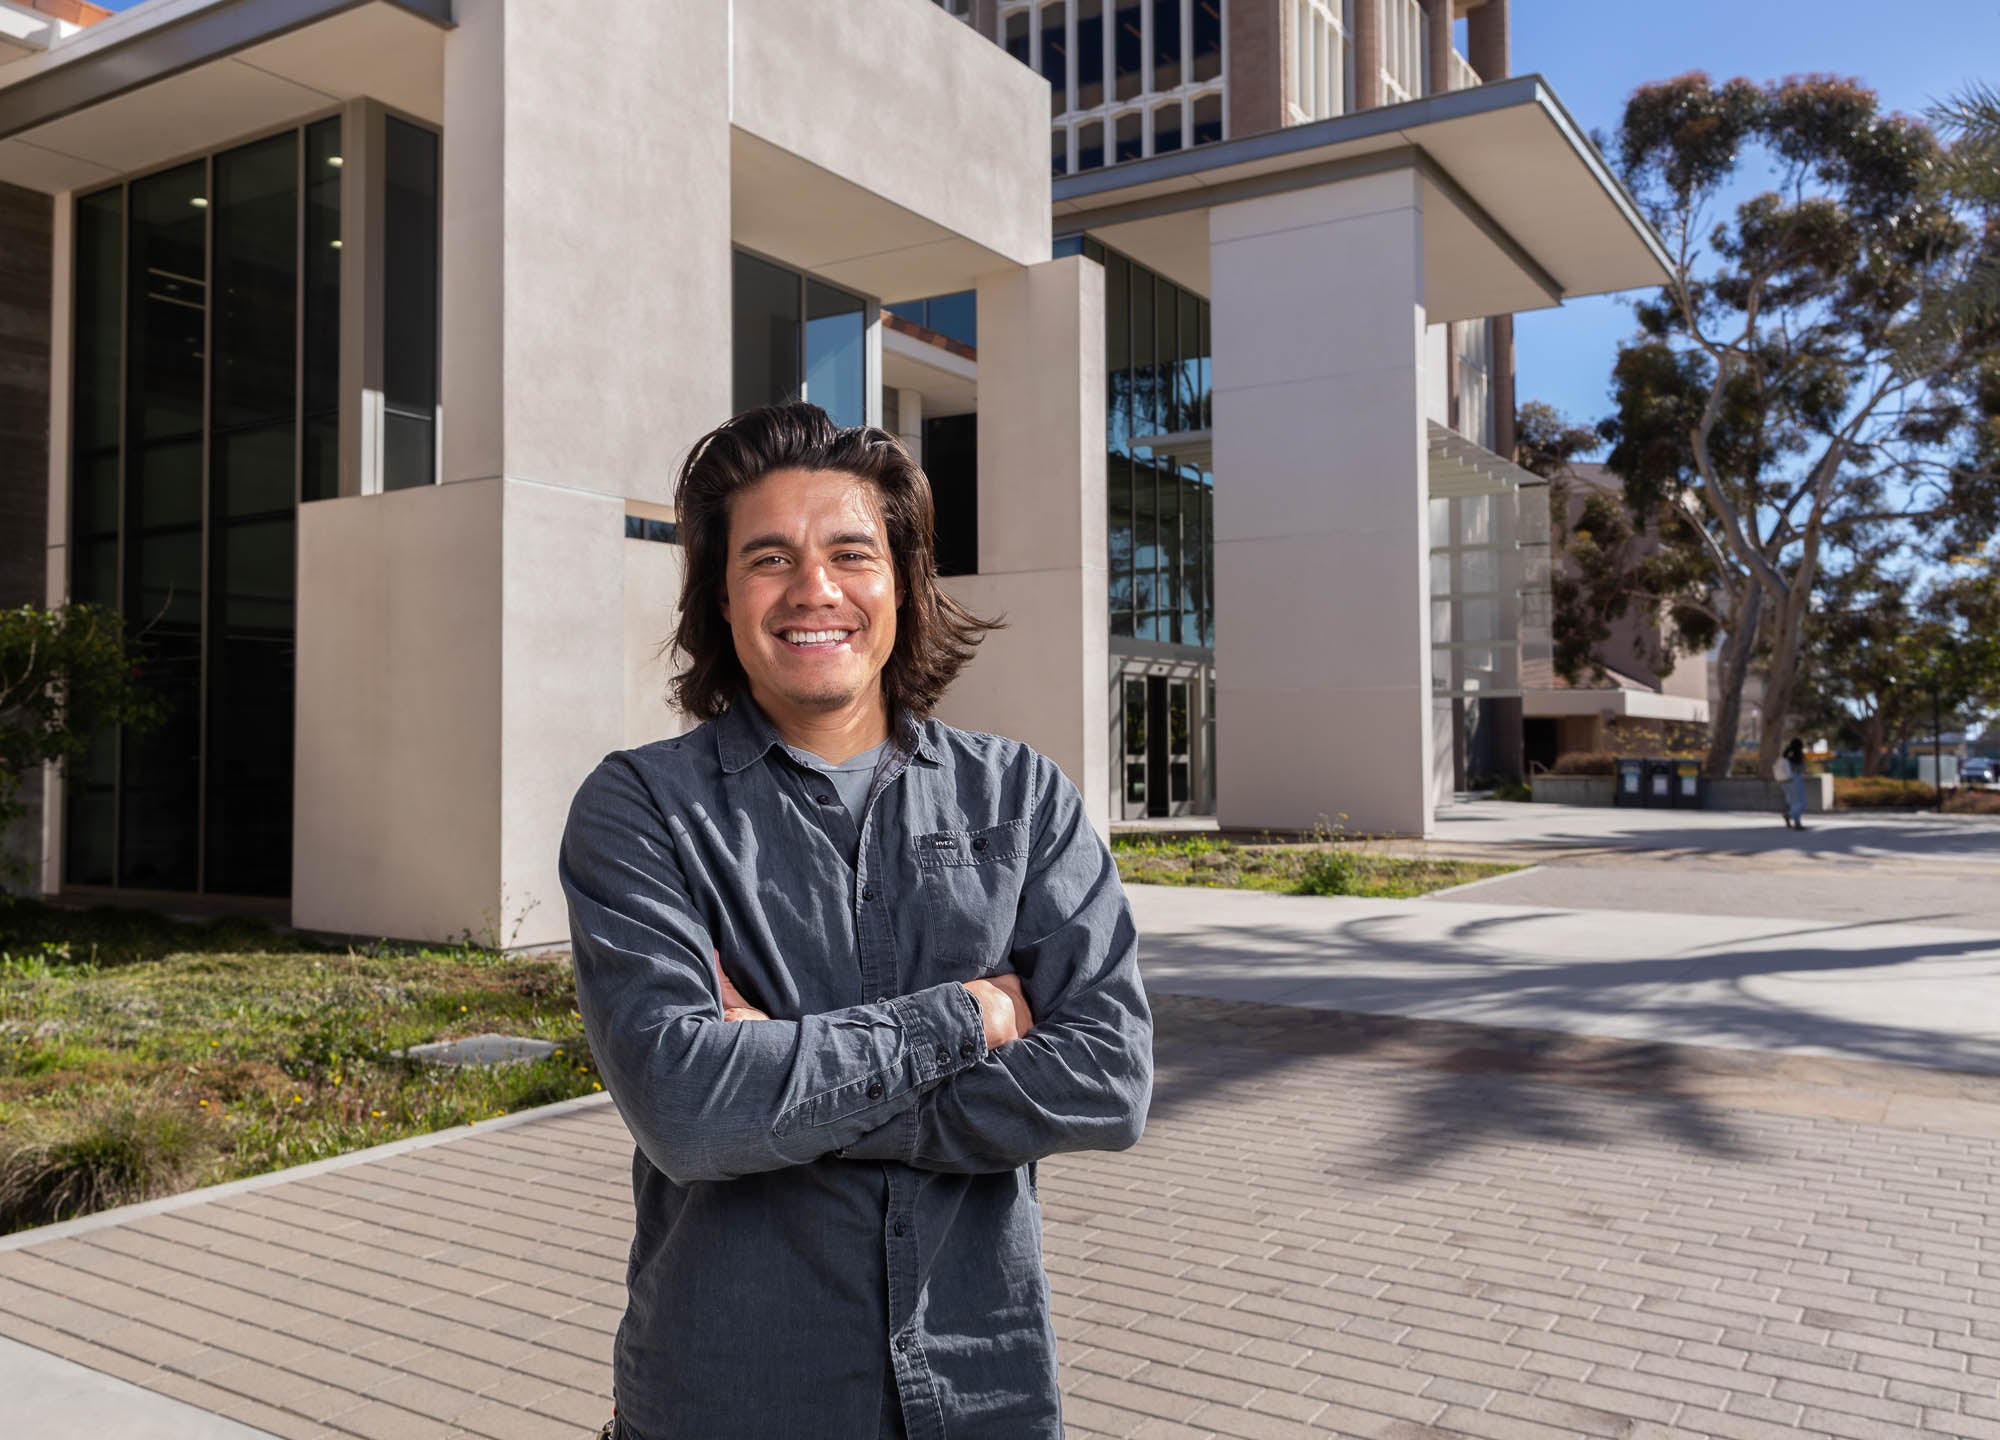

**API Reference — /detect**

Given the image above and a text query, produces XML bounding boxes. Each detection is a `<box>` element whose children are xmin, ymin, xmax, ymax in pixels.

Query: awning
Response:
<box><xmin>1051</xmin><ymin>75</ymin><xmax>1671</xmax><ymax>322</ymax></box>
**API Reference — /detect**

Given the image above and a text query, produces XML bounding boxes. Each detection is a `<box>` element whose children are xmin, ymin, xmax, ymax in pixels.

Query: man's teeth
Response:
<box><xmin>782</xmin><ymin>630</ymin><xmax>852</xmax><ymax>645</ymax></box>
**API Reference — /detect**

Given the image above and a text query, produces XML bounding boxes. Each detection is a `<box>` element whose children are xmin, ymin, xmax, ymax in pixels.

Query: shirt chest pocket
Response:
<box><xmin>915</xmin><ymin>819</ymin><xmax>1031</xmax><ymax>975</ymax></box>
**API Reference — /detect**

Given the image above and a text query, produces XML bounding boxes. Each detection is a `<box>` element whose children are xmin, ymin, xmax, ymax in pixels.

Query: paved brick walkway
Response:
<box><xmin>5</xmin><ymin>994</ymin><xmax>2000</xmax><ymax>1439</ymax></box>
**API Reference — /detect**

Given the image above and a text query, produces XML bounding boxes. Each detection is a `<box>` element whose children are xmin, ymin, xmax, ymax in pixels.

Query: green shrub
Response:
<box><xmin>1943</xmin><ymin>789</ymin><xmax>2000</xmax><ymax>815</ymax></box>
<box><xmin>1295</xmin><ymin>848</ymin><xmax>1358</xmax><ymax>896</ymax></box>
<box><xmin>1492</xmin><ymin>781</ymin><xmax>1534</xmax><ymax>802</ymax></box>
<box><xmin>1551</xmin><ymin>752</ymin><xmax>1617</xmax><ymax>776</ymax></box>
<box><xmin>0</xmin><ymin>1094</ymin><xmax>219</xmax><ymax>1232</ymax></box>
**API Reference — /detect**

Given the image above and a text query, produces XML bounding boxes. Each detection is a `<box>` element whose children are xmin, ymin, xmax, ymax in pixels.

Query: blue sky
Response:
<box><xmin>1513</xmin><ymin>0</ymin><xmax>2000</xmax><ymax>444</ymax></box>
<box><xmin>91</xmin><ymin>0</ymin><xmax>1995</xmax><ymax>446</ymax></box>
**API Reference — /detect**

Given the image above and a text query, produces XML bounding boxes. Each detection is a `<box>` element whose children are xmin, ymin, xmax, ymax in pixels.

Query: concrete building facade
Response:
<box><xmin>0</xmin><ymin>0</ymin><xmax>1666</xmax><ymax>944</ymax></box>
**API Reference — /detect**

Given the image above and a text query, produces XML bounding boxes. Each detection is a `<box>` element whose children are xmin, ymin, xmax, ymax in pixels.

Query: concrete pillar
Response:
<box><xmin>1353</xmin><ymin>0</ymin><xmax>1383</xmax><ymax>109</ymax></box>
<box><xmin>896</xmin><ymin>386</ymin><xmax>925</xmax><ymax>465</ymax></box>
<box><xmin>1228</xmin><ymin>0</ymin><xmax>1284</xmax><ymax>139</ymax></box>
<box><xmin>1467</xmin><ymin>0</ymin><xmax>1509</xmax><ymax>82</ymax></box>
<box><xmin>1210</xmin><ymin>170</ymin><xmax>1436</xmax><ymax>837</ymax></box>
<box><xmin>295</xmin><ymin>0</ymin><xmax>730</xmax><ymax>945</ymax></box>
<box><xmin>1</xmin><ymin>179</ymin><xmax>52</xmax><ymax>893</ymax></box>
<box><xmin>936</xmin><ymin>256</ymin><xmax>1109</xmax><ymax>833</ymax></box>
<box><xmin>1424</xmin><ymin>0</ymin><xmax>1453</xmax><ymax>95</ymax></box>
<box><xmin>1492</xmin><ymin>312</ymin><xmax>1517</xmax><ymax>459</ymax></box>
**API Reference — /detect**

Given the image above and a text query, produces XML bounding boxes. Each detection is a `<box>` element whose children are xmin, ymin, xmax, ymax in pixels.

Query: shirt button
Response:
<box><xmin>866</xmin><ymin>1081</ymin><xmax>884</xmax><ymax>1100</ymax></box>
<box><xmin>972</xmin><ymin>836</ymin><xmax>988</xmax><ymax>852</ymax></box>
<box><xmin>896</xmin><ymin>1333</ymin><xmax>911</xmax><ymax>1354</ymax></box>
<box><xmin>935</xmin><ymin>1045</ymin><xmax>951</xmax><ymax>1066</ymax></box>
<box><xmin>893</xmin><ymin>1219</ymin><xmax>907</xmax><ymax>1237</ymax></box>
<box><xmin>816</xmin><ymin>793</ymin><xmax>834</xmax><ymax>805</ymax></box>
<box><xmin>862</xmin><ymin>887</ymin><xmax>877</xmax><ymax>901</ymax></box>
<box><xmin>959</xmin><ymin>1040</ymin><xmax>976</xmax><ymax>1060</ymax></box>
<box><xmin>874</xmin><ymin>995</ymin><xmax>889</xmax><ymax>1005</ymax></box>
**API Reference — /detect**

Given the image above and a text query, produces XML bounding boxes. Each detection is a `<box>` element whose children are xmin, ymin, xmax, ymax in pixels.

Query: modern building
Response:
<box><xmin>0</xmin><ymin>0</ymin><xmax>1667</xmax><ymax>944</ymax></box>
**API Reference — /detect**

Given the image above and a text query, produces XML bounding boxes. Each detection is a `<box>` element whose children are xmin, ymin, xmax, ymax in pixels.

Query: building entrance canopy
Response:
<box><xmin>1051</xmin><ymin>75</ymin><xmax>1670</xmax><ymax>324</ymax></box>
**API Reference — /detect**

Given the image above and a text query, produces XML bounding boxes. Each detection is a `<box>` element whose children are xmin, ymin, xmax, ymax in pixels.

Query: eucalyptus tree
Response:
<box><xmin>1599</xmin><ymin>74</ymin><xmax>2000</xmax><ymax>777</ymax></box>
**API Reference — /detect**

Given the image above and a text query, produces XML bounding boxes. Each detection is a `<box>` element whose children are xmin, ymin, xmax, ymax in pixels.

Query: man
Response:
<box><xmin>560</xmin><ymin>403</ymin><xmax>1153</xmax><ymax>1439</ymax></box>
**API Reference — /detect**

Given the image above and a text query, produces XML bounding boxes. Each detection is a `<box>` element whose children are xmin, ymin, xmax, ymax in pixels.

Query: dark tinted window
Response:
<box><xmin>925</xmin><ymin>413</ymin><xmax>978</xmax><ymax>577</ymax></box>
<box><xmin>382</xmin><ymin>118</ymin><xmax>439</xmax><ymax>491</ymax></box>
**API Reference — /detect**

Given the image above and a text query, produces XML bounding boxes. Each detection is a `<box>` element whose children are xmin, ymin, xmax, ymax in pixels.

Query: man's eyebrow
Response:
<box><xmin>826</xmin><ymin>530</ymin><xmax>881</xmax><ymax>549</ymax></box>
<box><xmin>736</xmin><ymin>532</ymin><xmax>794</xmax><ymax>557</ymax></box>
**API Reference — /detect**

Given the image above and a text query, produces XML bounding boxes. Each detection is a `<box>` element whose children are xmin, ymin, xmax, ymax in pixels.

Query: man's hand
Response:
<box><xmin>714</xmin><ymin>949</ymin><xmax>769</xmax><ymax>1023</ymax></box>
<box><xmin>962</xmin><ymin>973</ymin><xmax>1034</xmax><ymax>1051</ymax></box>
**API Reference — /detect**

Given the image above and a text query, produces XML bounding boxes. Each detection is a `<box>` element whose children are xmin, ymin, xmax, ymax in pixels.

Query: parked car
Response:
<box><xmin>1965</xmin><ymin>757</ymin><xmax>1997</xmax><ymax>786</ymax></box>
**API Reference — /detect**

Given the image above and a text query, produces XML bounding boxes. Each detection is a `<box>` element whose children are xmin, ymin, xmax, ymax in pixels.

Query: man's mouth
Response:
<box><xmin>778</xmin><ymin>628</ymin><xmax>855</xmax><ymax>650</ymax></box>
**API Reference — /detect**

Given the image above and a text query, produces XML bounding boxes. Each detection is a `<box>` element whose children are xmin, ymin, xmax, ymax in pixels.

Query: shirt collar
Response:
<box><xmin>715</xmin><ymin>693</ymin><xmax>942</xmax><ymax>774</ymax></box>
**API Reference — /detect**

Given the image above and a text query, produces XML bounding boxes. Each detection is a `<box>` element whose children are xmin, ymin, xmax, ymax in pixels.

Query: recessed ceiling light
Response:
<box><xmin>190</xmin><ymin>196</ymin><xmax>209</xmax><ymax>208</ymax></box>
<box><xmin>330</xmin><ymin>240</ymin><xmax>342</xmax><ymax>249</ymax></box>
<box><xmin>327</xmin><ymin>156</ymin><xmax>344</xmax><ymax>168</ymax></box>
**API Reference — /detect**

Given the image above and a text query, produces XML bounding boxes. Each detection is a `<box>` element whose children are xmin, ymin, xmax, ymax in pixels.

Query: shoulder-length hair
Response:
<box><xmin>667</xmin><ymin>402</ymin><xmax>1003</xmax><ymax>723</ymax></box>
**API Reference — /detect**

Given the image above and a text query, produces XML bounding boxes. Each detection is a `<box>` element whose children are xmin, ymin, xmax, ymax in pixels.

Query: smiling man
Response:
<box><xmin>559</xmin><ymin>403</ymin><xmax>1154</xmax><ymax>1440</ymax></box>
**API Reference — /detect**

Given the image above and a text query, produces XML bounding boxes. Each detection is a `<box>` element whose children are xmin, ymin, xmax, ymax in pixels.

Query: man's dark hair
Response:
<box><xmin>668</xmin><ymin>403</ymin><xmax>1003</xmax><ymax>722</ymax></box>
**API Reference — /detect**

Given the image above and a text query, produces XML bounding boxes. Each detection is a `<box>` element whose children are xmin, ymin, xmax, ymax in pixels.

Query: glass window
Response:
<box><xmin>1040</xmin><ymin>1</ymin><xmax>1067</xmax><ymax>114</ymax></box>
<box><xmin>121</xmin><ymin>160</ymin><xmax>207</xmax><ymax>892</ymax></box>
<box><xmin>302</xmin><ymin>118</ymin><xmax>342</xmax><ymax>503</ymax></box>
<box><xmin>1152</xmin><ymin>0</ymin><xmax>1181</xmax><ymax>90</ymax></box>
<box><xmin>1004</xmin><ymin>9</ymin><xmax>1029</xmax><ymax>64</ymax></box>
<box><xmin>804</xmin><ymin>280</ymin><xmax>866</xmax><ymax>427</ymax></box>
<box><xmin>1077</xmin><ymin>119</ymin><xmax>1105</xmax><ymax>170</ymax></box>
<box><xmin>1130</xmin><ymin>262</ymin><xmax>1155</xmax><ymax>433</ymax></box>
<box><xmin>1051</xmin><ymin>128</ymin><xmax>1068</xmax><ymax>178</ymax></box>
<box><xmin>1177</xmin><ymin>287</ymin><xmax>1200</xmax><ymax>430</ymax></box>
<box><xmin>733</xmin><ymin>251</ymin><xmax>801</xmax><ymax>412</ymax></box>
<box><xmin>66</xmin><ymin>186</ymin><xmax>123</xmax><ymax>887</ymax></box>
<box><xmin>1192</xmin><ymin>92</ymin><xmax>1223</xmax><ymax>145</ymax></box>
<box><xmin>925</xmin><ymin>290</ymin><xmax>977</xmax><ymax>349</ymax></box>
<box><xmin>382</xmin><ymin>118</ymin><xmax>439</xmax><ymax>491</ymax></box>
<box><xmin>1108</xmin><ymin>452</ymin><xmax>1133</xmax><ymax>623</ymax></box>
<box><xmin>1076</xmin><ymin>0</ymin><xmax>1105</xmax><ymax>110</ymax></box>
<box><xmin>1159</xmin><ymin>463</ymin><xmax>1182</xmax><ymax>640</ymax></box>
<box><xmin>924</xmin><ymin>412</ymin><xmax>979</xmax><ymax>577</ymax></box>
<box><xmin>1153</xmin><ymin>102</ymin><xmax>1183</xmax><ymax>155</ymax></box>
<box><xmin>1114</xmin><ymin>111</ymin><xmax>1143</xmax><ymax>163</ymax></box>
<box><xmin>1193</xmin><ymin>0</ymin><xmax>1222</xmax><ymax>82</ymax></box>
<box><xmin>1114</xmin><ymin>2</ymin><xmax>1143</xmax><ymax>100</ymax></box>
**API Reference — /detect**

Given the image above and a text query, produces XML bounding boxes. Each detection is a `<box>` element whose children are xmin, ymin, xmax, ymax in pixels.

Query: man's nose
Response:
<box><xmin>787</xmin><ymin>561</ymin><xmax>842</xmax><ymax>605</ymax></box>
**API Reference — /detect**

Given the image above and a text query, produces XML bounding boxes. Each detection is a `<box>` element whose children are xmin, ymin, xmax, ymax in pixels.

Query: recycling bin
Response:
<box><xmin>1645</xmin><ymin>759</ymin><xmax>1676</xmax><ymax>806</ymax></box>
<box><xmin>1615</xmin><ymin>756</ymin><xmax>1647</xmax><ymax>807</ymax></box>
<box><xmin>1672</xmin><ymin>759</ymin><xmax>1704</xmax><ymax>809</ymax></box>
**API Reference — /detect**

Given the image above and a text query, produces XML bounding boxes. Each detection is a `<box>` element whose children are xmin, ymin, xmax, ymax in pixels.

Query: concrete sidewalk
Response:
<box><xmin>1129</xmin><ymin>884</ymin><xmax>2000</xmax><ymax>1077</ymax></box>
<box><xmin>1431</xmin><ymin>800</ymin><xmax>2000</xmax><ymax>865</ymax></box>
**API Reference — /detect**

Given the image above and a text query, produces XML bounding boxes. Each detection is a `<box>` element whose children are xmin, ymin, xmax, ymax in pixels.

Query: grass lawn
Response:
<box><xmin>0</xmin><ymin>901</ymin><xmax>600</xmax><ymax>1235</ymax></box>
<box><xmin>1112</xmin><ymin>832</ymin><xmax>1521</xmax><ymax>897</ymax></box>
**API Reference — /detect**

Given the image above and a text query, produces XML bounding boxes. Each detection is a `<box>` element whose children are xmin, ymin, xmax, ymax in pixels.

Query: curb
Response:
<box><xmin>0</xmin><ymin>1091</ymin><xmax>618</xmax><ymax>1254</ymax></box>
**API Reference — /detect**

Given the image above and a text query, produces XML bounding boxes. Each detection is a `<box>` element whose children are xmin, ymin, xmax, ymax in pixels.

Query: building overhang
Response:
<box><xmin>1051</xmin><ymin>75</ymin><xmax>1671</xmax><ymax>322</ymax></box>
<box><xmin>0</xmin><ymin>0</ymin><xmax>448</xmax><ymax>194</ymax></box>
<box><xmin>1427</xmin><ymin>420</ymin><xmax>1545</xmax><ymax>498</ymax></box>
<box><xmin>1524</xmin><ymin>687</ymin><xmax>1711</xmax><ymax>725</ymax></box>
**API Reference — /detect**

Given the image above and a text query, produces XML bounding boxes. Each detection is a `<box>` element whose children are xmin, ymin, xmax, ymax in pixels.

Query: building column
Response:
<box><xmin>895</xmin><ymin>386</ymin><xmax>925</xmax><ymax>465</ymax></box>
<box><xmin>1467</xmin><ymin>0</ymin><xmax>1509</xmax><ymax>83</ymax></box>
<box><xmin>1424</xmin><ymin>0</ymin><xmax>1454</xmax><ymax>95</ymax></box>
<box><xmin>1353</xmin><ymin>0</ymin><xmax>1384</xmax><ymax>109</ymax></box>
<box><xmin>294</xmin><ymin>0</ymin><xmax>729</xmax><ymax>946</ymax></box>
<box><xmin>935</xmin><ymin>256</ymin><xmax>1109</xmax><ymax>833</ymax></box>
<box><xmin>1210</xmin><ymin>169</ymin><xmax>1437</xmax><ymax>836</ymax></box>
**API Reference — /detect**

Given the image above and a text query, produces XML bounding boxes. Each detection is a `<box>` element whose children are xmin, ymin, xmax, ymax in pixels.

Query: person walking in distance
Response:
<box><xmin>560</xmin><ymin>404</ymin><xmax>1154</xmax><ymax>1440</ymax></box>
<box><xmin>1778</xmin><ymin>736</ymin><xmax>1809</xmax><ymax>830</ymax></box>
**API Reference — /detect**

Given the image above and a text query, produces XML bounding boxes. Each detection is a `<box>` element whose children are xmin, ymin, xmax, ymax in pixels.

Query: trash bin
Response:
<box><xmin>1645</xmin><ymin>759</ymin><xmax>1676</xmax><ymax>807</ymax></box>
<box><xmin>1673</xmin><ymin>759</ymin><xmax>1704</xmax><ymax>809</ymax></box>
<box><xmin>1615</xmin><ymin>757</ymin><xmax>1647</xmax><ymax>807</ymax></box>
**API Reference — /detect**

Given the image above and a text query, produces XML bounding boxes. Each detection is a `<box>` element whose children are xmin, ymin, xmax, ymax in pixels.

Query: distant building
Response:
<box><xmin>0</xmin><ymin>0</ymin><xmax>1666</xmax><ymax>940</ymax></box>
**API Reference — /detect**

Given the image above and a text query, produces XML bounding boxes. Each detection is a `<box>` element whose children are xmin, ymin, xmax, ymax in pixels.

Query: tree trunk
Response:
<box><xmin>1704</xmin><ymin>583</ymin><xmax>1764</xmax><ymax>778</ymax></box>
<box><xmin>1756</xmin><ymin>584</ymin><xmax>1810</xmax><ymax>777</ymax></box>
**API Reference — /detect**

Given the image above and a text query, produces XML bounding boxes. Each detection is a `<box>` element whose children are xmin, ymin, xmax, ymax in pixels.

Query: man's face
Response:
<box><xmin>721</xmin><ymin>466</ymin><xmax>901</xmax><ymax>717</ymax></box>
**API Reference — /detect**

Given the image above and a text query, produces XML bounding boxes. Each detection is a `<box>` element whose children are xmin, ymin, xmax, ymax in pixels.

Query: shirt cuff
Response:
<box><xmin>889</xmin><ymin>980</ymin><xmax>989</xmax><ymax>1085</ymax></box>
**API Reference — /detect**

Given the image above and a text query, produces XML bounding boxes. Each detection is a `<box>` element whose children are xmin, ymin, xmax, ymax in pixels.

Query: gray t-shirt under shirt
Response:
<box><xmin>783</xmin><ymin>740</ymin><xmax>889</xmax><ymax>826</ymax></box>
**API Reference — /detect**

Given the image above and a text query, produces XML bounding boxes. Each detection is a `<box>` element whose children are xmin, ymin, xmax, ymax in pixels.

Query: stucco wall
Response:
<box><xmin>730</xmin><ymin>0</ymin><xmax>1048</xmax><ymax>271</ymax></box>
<box><xmin>441</xmin><ymin>0</ymin><xmax>732</xmax><ymax>507</ymax></box>
<box><xmin>624</xmin><ymin>536</ymin><xmax>689</xmax><ymax>751</ymax></box>
<box><xmin>936</xmin><ymin>258</ymin><xmax>1108</xmax><ymax>831</ymax></box>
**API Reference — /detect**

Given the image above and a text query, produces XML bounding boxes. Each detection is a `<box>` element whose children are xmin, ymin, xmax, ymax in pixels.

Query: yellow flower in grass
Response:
<box><xmin>371</xmin><ymin>1109</ymin><xmax>384</xmax><ymax>1118</ymax></box>
<box><xmin>197</xmin><ymin>1099</ymin><xmax>210</xmax><ymax>1108</ymax></box>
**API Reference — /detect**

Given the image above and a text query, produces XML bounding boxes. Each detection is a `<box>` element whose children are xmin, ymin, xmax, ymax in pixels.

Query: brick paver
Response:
<box><xmin>5</xmin><ymin>993</ymin><xmax>2000</xmax><ymax>1438</ymax></box>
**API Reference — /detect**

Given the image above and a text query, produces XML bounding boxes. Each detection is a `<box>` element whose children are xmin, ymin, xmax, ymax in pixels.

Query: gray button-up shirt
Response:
<box><xmin>559</xmin><ymin>697</ymin><xmax>1153</xmax><ymax>1440</ymax></box>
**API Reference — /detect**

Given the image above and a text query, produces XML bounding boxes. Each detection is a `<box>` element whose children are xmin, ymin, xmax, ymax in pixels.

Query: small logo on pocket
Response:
<box><xmin>928</xmin><ymin>834</ymin><xmax>959</xmax><ymax>851</ymax></box>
